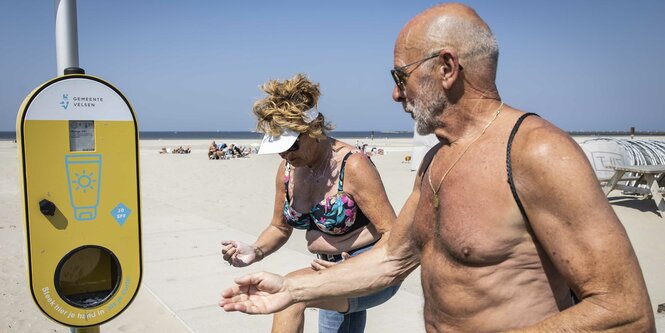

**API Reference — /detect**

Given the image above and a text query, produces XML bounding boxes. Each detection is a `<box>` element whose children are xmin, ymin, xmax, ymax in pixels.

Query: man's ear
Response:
<box><xmin>438</xmin><ymin>50</ymin><xmax>460</xmax><ymax>90</ymax></box>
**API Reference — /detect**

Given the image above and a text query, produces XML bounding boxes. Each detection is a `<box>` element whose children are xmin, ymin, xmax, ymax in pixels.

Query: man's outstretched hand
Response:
<box><xmin>219</xmin><ymin>272</ymin><xmax>295</xmax><ymax>314</ymax></box>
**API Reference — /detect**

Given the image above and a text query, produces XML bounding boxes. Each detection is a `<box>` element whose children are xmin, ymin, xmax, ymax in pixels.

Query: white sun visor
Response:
<box><xmin>257</xmin><ymin>128</ymin><xmax>300</xmax><ymax>155</ymax></box>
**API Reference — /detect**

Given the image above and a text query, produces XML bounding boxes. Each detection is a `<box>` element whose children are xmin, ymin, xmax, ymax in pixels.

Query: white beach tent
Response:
<box><xmin>579</xmin><ymin>137</ymin><xmax>665</xmax><ymax>182</ymax></box>
<box><xmin>411</xmin><ymin>126</ymin><xmax>440</xmax><ymax>171</ymax></box>
<box><xmin>579</xmin><ymin>139</ymin><xmax>632</xmax><ymax>182</ymax></box>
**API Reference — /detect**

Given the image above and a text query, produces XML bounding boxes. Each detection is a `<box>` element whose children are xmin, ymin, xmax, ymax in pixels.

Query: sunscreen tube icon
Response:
<box><xmin>65</xmin><ymin>154</ymin><xmax>102</xmax><ymax>221</ymax></box>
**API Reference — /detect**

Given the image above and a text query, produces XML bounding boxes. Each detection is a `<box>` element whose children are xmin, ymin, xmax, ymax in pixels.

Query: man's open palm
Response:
<box><xmin>219</xmin><ymin>272</ymin><xmax>294</xmax><ymax>314</ymax></box>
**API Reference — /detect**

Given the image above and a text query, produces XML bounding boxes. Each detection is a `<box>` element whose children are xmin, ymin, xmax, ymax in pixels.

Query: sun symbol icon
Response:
<box><xmin>72</xmin><ymin>169</ymin><xmax>97</xmax><ymax>193</ymax></box>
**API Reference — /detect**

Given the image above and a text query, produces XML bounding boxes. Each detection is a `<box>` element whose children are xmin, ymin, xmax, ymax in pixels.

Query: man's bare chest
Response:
<box><xmin>413</xmin><ymin>161</ymin><xmax>526</xmax><ymax>266</ymax></box>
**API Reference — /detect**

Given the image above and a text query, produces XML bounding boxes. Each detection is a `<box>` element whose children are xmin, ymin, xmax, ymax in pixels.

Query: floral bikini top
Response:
<box><xmin>283</xmin><ymin>152</ymin><xmax>370</xmax><ymax>235</ymax></box>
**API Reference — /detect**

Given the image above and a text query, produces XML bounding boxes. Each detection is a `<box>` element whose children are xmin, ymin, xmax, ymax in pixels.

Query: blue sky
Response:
<box><xmin>1</xmin><ymin>1</ymin><xmax>664</xmax><ymax>132</ymax></box>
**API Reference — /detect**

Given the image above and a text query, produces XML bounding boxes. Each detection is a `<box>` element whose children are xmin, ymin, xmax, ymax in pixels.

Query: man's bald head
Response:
<box><xmin>396</xmin><ymin>3</ymin><xmax>499</xmax><ymax>89</ymax></box>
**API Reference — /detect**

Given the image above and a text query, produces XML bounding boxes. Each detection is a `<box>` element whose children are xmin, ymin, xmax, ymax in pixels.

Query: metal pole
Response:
<box><xmin>58</xmin><ymin>2</ymin><xmax>88</xmax><ymax>329</ymax></box>
<box><xmin>55</xmin><ymin>0</ymin><xmax>80</xmax><ymax>75</ymax></box>
<box><xmin>70</xmin><ymin>326</ymin><xmax>100</xmax><ymax>333</ymax></box>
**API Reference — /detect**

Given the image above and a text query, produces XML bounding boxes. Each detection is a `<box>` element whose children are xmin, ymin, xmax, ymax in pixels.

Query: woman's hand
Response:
<box><xmin>310</xmin><ymin>252</ymin><xmax>350</xmax><ymax>271</ymax></box>
<box><xmin>221</xmin><ymin>240</ymin><xmax>263</xmax><ymax>267</ymax></box>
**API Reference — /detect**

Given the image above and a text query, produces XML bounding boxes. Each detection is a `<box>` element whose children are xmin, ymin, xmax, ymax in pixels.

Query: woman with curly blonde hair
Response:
<box><xmin>221</xmin><ymin>74</ymin><xmax>400</xmax><ymax>332</ymax></box>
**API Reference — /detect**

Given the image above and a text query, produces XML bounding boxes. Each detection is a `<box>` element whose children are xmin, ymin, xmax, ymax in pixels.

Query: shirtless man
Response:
<box><xmin>220</xmin><ymin>4</ymin><xmax>655</xmax><ymax>332</ymax></box>
<box><xmin>209</xmin><ymin>140</ymin><xmax>220</xmax><ymax>159</ymax></box>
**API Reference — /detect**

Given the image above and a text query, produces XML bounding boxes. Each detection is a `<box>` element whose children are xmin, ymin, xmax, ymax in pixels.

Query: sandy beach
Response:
<box><xmin>1</xmin><ymin>136</ymin><xmax>664</xmax><ymax>332</ymax></box>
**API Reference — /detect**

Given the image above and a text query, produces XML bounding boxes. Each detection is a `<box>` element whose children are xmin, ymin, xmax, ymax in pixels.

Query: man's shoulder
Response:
<box><xmin>510</xmin><ymin>115</ymin><xmax>584</xmax><ymax>168</ymax></box>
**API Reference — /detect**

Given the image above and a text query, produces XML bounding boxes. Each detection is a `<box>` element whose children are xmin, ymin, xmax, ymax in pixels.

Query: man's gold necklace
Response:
<box><xmin>428</xmin><ymin>101</ymin><xmax>504</xmax><ymax>209</ymax></box>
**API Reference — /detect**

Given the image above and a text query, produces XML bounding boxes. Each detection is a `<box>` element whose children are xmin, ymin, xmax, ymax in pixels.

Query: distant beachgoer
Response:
<box><xmin>220</xmin><ymin>73</ymin><xmax>399</xmax><ymax>333</ymax></box>
<box><xmin>240</xmin><ymin>145</ymin><xmax>252</xmax><ymax>156</ymax></box>
<box><xmin>173</xmin><ymin>146</ymin><xmax>191</xmax><ymax>154</ymax></box>
<box><xmin>209</xmin><ymin>140</ymin><xmax>219</xmax><ymax>159</ymax></box>
<box><xmin>229</xmin><ymin>143</ymin><xmax>244</xmax><ymax>157</ymax></box>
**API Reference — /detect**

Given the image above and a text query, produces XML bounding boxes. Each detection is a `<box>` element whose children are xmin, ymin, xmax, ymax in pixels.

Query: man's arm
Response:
<box><xmin>509</xmin><ymin>119</ymin><xmax>654</xmax><ymax>332</ymax></box>
<box><xmin>289</xmin><ymin>184</ymin><xmax>421</xmax><ymax>302</ymax></box>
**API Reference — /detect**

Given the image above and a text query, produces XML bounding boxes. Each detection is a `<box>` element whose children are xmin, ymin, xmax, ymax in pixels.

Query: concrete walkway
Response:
<box><xmin>138</xmin><ymin>201</ymin><xmax>424</xmax><ymax>332</ymax></box>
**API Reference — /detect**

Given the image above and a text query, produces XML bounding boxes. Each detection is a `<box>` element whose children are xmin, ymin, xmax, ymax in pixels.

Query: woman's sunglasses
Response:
<box><xmin>286</xmin><ymin>134</ymin><xmax>302</xmax><ymax>152</ymax></box>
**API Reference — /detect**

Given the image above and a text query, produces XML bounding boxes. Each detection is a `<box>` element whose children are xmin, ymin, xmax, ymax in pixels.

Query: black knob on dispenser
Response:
<box><xmin>39</xmin><ymin>199</ymin><xmax>56</xmax><ymax>216</ymax></box>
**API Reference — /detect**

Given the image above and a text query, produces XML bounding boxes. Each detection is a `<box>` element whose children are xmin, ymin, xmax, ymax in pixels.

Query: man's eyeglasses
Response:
<box><xmin>390</xmin><ymin>51</ymin><xmax>441</xmax><ymax>93</ymax></box>
<box><xmin>286</xmin><ymin>134</ymin><xmax>302</xmax><ymax>152</ymax></box>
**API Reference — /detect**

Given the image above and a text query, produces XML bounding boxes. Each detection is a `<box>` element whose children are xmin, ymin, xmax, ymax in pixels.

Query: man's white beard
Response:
<box><xmin>404</xmin><ymin>79</ymin><xmax>447</xmax><ymax>135</ymax></box>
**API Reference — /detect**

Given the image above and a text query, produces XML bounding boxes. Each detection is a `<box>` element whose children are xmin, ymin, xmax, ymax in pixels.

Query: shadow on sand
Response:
<box><xmin>608</xmin><ymin>195</ymin><xmax>663</xmax><ymax>218</ymax></box>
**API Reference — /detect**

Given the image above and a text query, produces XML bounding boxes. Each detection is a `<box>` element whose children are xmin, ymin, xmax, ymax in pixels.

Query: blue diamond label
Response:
<box><xmin>111</xmin><ymin>203</ymin><xmax>131</xmax><ymax>226</ymax></box>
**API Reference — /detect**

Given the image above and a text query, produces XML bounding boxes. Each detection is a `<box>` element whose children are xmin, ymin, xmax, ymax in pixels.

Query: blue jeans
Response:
<box><xmin>317</xmin><ymin>244</ymin><xmax>401</xmax><ymax>333</ymax></box>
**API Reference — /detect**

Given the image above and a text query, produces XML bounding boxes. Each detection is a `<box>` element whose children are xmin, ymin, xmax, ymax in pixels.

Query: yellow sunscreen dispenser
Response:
<box><xmin>17</xmin><ymin>74</ymin><xmax>142</xmax><ymax>329</ymax></box>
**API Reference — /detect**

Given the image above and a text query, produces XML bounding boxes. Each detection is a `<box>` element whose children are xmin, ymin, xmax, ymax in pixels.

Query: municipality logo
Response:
<box><xmin>60</xmin><ymin>94</ymin><xmax>69</xmax><ymax>109</ymax></box>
